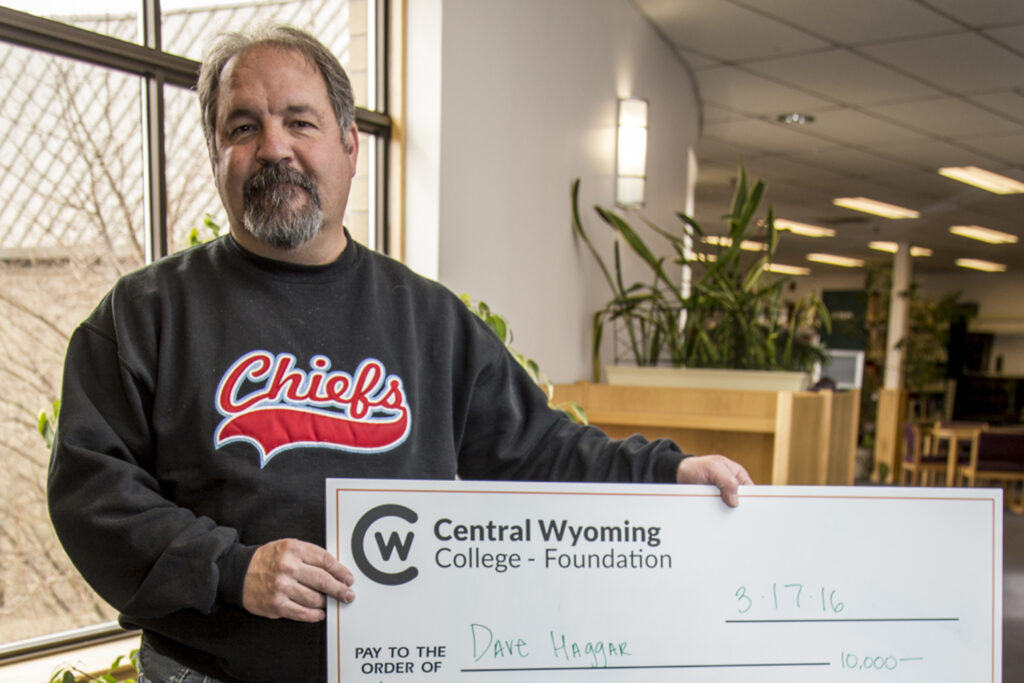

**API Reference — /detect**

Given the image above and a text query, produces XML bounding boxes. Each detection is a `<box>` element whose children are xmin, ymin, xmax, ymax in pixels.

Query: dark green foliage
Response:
<box><xmin>571</xmin><ymin>168</ymin><xmax>830</xmax><ymax>380</ymax></box>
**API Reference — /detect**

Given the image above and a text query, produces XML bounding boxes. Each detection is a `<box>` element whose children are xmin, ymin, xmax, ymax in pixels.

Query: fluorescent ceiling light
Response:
<box><xmin>867</xmin><ymin>241</ymin><xmax>933</xmax><ymax>257</ymax></box>
<box><xmin>765</xmin><ymin>263</ymin><xmax>811</xmax><ymax>276</ymax></box>
<box><xmin>807</xmin><ymin>253</ymin><xmax>865</xmax><ymax>268</ymax></box>
<box><xmin>949</xmin><ymin>225</ymin><xmax>1018</xmax><ymax>245</ymax></box>
<box><xmin>955</xmin><ymin>258</ymin><xmax>1007</xmax><ymax>273</ymax></box>
<box><xmin>869</xmin><ymin>241</ymin><xmax>898</xmax><ymax>253</ymax></box>
<box><xmin>703</xmin><ymin>236</ymin><xmax>766</xmax><ymax>251</ymax></box>
<box><xmin>938</xmin><ymin>166</ymin><xmax>1024</xmax><ymax>194</ymax></box>
<box><xmin>774</xmin><ymin>219</ymin><xmax>835</xmax><ymax>237</ymax></box>
<box><xmin>833</xmin><ymin>197</ymin><xmax>919</xmax><ymax>219</ymax></box>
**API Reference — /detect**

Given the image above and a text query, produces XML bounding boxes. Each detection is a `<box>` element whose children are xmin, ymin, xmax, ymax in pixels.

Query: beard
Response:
<box><xmin>242</xmin><ymin>163</ymin><xmax>323</xmax><ymax>250</ymax></box>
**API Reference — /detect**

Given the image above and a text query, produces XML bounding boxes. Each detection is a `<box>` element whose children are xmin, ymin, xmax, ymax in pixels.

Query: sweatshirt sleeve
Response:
<box><xmin>47</xmin><ymin>319</ymin><xmax>257</xmax><ymax>620</ymax></box>
<box><xmin>455</xmin><ymin>324</ymin><xmax>687</xmax><ymax>484</ymax></box>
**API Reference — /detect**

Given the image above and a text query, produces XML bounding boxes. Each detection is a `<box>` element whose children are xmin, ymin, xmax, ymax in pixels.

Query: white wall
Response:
<box><xmin>405</xmin><ymin>0</ymin><xmax>700</xmax><ymax>382</ymax></box>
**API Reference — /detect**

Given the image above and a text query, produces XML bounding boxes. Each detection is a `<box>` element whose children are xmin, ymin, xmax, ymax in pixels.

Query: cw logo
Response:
<box><xmin>350</xmin><ymin>504</ymin><xmax>419</xmax><ymax>585</ymax></box>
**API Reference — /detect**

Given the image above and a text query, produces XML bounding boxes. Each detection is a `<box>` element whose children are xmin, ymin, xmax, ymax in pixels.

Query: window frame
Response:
<box><xmin>0</xmin><ymin>0</ymin><xmax>392</xmax><ymax>261</ymax></box>
<box><xmin>0</xmin><ymin>0</ymin><xmax>391</xmax><ymax>661</ymax></box>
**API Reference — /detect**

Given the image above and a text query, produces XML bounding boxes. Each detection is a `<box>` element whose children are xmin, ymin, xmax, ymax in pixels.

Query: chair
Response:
<box><xmin>931</xmin><ymin>421</ymin><xmax>988</xmax><ymax>486</ymax></box>
<box><xmin>901</xmin><ymin>422</ymin><xmax>948</xmax><ymax>486</ymax></box>
<box><xmin>957</xmin><ymin>428</ymin><xmax>1024</xmax><ymax>513</ymax></box>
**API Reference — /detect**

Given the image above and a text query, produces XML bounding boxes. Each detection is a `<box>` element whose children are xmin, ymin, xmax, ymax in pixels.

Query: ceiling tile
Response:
<box><xmin>696</xmin><ymin>66</ymin><xmax>835</xmax><ymax>115</ymax></box>
<box><xmin>879</xmin><ymin>138</ymin><xmax>1006</xmax><ymax>170</ymax></box>
<box><xmin>746</xmin><ymin>49</ymin><xmax>944</xmax><ymax>105</ymax></box>
<box><xmin>803</xmin><ymin>108</ymin><xmax>930</xmax><ymax>146</ymax></box>
<box><xmin>694</xmin><ymin>135</ymin><xmax>769</xmax><ymax>163</ymax></box>
<box><xmin>677</xmin><ymin>48</ymin><xmax>719</xmax><ymax>70</ymax></box>
<box><xmin>866</xmin><ymin>97</ymin><xmax>1022</xmax><ymax>138</ymax></box>
<box><xmin>741</xmin><ymin>155</ymin><xmax>852</xmax><ymax>187</ymax></box>
<box><xmin>785</xmin><ymin>146</ymin><xmax>920</xmax><ymax>184</ymax></box>
<box><xmin>702</xmin><ymin>104</ymin><xmax>748</xmax><ymax>124</ymax></box>
<box><xmin>749</xmin><ymin>0</ymin><xmax>961</xmax><ymax>44</ymax></box>
<box><xmin>985</xmin><ymin>24</ymin><xmax>1024</xmax><ymax>51</ymax></box>
<box><xmin>960</xmin><ymin>133</ymin><xmax>1024</xmax><ymax>163</ymax></box>
<box><xmin>703</xmin><ymin>117</ymin><xmax>842</xmax><ymax>155</ymax></box>
<box><xmin>969</xmin><ymin>90</ymin><xmax>1024</xmax><ymax>121</ymax></box>
<box><xmin>920</xmin><ymin>0</ymin><xmax>1024</xmax><ymax>27</ymax></box>
<box><xmin>859</xmin><ymin>32</ymin><xmax>1024</xmax><ymax>93</ymax></box>
<box><xmin>632</xmin><ymin>0</ymin><xmax>828</xmax><ymax>62</ymax></box>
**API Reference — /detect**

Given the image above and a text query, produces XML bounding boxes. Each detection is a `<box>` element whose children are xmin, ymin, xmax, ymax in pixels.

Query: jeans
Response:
<box><xmin>136</xmin><ymin>639</ymin><xmax>227</xmax><ymax>683</ymax></box>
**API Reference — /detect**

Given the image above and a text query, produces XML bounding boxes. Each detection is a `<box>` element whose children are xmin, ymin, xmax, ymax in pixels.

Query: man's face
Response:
<box><xmin>213</xmin><ymin>45</ymin><xmax>358</xmax><ymax>253</ymax></box>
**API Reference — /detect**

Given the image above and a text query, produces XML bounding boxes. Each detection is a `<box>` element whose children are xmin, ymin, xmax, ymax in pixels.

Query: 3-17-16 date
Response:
<box><xmin>734</xmin><ymin>583</ymin><xmax>845</xmax><ymax>615</ymax></box>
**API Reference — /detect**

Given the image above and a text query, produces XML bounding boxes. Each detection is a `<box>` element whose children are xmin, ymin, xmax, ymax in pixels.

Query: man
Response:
<box><xmin>48</xmin><ymin>25</ymin><xmax>752</xmax><ymax>683</ymax></box>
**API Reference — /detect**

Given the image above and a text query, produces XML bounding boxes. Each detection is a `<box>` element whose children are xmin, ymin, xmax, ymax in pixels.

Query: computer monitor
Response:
<box><xmin>814</xmin><ymin>349</ymin><xmax>865</xmax><ymax>390</ymax></box>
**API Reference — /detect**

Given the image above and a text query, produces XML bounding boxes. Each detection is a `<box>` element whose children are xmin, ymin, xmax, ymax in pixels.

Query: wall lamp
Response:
<box><xmin>616</xmin><ymin>97</ymin><xmax>648</xmax><ymax>207</ymax></box>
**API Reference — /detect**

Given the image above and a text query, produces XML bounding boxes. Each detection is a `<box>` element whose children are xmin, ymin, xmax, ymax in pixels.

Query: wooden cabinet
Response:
<box><xmin>553</xmin><ymin>382</ymin><xmax>860</xmax><ymax>486</ymax></box>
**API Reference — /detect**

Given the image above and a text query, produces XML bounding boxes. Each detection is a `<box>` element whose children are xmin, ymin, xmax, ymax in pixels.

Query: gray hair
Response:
<box><xmin>197</xmin><ymin>24</ymin><xmax>356</xmax><ymax>163</ymax></box>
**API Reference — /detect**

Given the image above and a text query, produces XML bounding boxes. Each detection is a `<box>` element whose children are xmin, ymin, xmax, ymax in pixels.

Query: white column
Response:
<box><xmin>884</xmin><ymin>242</ymin><xmax>912</xmax><ymax>389</ymax></box>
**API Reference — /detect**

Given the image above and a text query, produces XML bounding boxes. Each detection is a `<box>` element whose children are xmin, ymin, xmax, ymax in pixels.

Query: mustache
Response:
<box><xmin>243</xmin><ymin>163</ymin><xmax>319</xmax><ymax>205</ymax></box>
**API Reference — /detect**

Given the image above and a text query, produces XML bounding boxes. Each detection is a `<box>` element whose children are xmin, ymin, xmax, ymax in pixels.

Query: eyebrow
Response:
<box><xmin>222</xmin><ymin>104</ymin><xmax>321</xmax><ymax>125</ymax></box>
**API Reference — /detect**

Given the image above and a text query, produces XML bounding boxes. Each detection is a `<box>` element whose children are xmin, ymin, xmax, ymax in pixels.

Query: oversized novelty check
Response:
<box><xmin>326</xmin><ymin>480</ymin><xmax>1002</xmax><ymax>682</ymax></box>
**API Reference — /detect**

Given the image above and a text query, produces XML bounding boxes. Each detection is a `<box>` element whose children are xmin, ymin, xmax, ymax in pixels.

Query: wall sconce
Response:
<box><xmin>616</xmin><ymin>97</ymin><xmax>648</xmax><ymax>207</ymax></box>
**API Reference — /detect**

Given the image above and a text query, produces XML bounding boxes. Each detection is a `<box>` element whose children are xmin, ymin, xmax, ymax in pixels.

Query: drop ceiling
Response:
<box><xmin>634</xmin><ymin>0</ymin><xmax>1024</xmax><ymax>276</ymax></box>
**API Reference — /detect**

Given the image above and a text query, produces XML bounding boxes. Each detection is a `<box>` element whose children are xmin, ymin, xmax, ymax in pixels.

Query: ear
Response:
<box><xmin>344</xmin><ymin>123</ymin><xmax>360</xmax><ymax>174</ymax></box>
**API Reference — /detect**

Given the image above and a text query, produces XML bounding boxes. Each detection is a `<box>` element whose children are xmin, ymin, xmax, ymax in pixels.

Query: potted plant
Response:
<box><xmin>570</xmin><ymin>167</ymin><xmax>830</xmax><ymax>389</ymax></box>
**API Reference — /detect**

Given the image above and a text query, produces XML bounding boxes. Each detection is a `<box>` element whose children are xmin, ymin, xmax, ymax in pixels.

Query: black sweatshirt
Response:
<box><xmin>48</xmin><ymin>235</ymin><xmax>685</xmax><ymax>682</ymax></box>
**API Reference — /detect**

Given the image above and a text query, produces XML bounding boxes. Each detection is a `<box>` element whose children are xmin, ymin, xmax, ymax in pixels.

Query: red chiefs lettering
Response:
<box><xmin>214</xmin><ymin>352</ymin><xmax>411</xmax><ymax>466</ymax></box>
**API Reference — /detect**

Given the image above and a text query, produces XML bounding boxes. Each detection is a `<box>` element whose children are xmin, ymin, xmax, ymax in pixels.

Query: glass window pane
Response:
<box><xmin>0</xmin><ymin>44</ymin><xmax>145</xmax><ymax>643</ymax></box>
<box><xmin>161</xmin><ymin>0</ymin><xmax>372</xmax><ymax>109</ymax></box>
<box><xmin>164</xmin><ymin>85</ymin><xmax>225</xmax><ymax>252</ymax></box>
<box><xmin>3</xmin><ymin>0</ymin><xmax>142</xmax><ymax>44</ymax></box>
<box><xmin>165</xmin><ymin>88</ymin><xmax>376</xmax><ymax>253</ymax></box>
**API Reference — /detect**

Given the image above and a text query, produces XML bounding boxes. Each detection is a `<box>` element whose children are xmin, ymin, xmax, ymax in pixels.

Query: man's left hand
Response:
<box><xmin>676</xmin><ymin>455</ymin><xmax>753</xmax><ymax>508</ymax></box>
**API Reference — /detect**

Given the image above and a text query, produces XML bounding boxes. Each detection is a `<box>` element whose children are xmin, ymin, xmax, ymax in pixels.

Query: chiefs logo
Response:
<box><xmin>214</xmin><ymin>352</ymin><xmax>410</xmax><ymax>466</ymax></box>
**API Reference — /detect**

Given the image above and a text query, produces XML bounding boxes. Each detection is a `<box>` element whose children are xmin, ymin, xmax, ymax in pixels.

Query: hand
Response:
<box><xmin>242</xmin><ymin>539</ymin><xmax>355</xmax><ymax>622</ymax></box>
<box><xmin>676</xmin><ymin>454</ymin><xmax>753</xmax><ymax>508</ymax></box>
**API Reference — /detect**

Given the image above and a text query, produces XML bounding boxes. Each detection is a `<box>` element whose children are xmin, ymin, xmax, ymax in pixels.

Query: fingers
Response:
<box><xmin>676</xmin><ymin>454</ymin><xmax>753</xmax><ymax>508</ymax></box>
<box><xmin>242</xmin><ymin>539</ymin><xmax>356</xmax><ymax>622</ymax></box>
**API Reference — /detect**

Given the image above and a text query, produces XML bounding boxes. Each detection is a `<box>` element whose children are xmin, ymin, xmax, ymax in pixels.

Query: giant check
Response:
<box><xmin>326</xmin><ymin>480</ymin><xmax>1002</xmax><ymax>682</ymax></box>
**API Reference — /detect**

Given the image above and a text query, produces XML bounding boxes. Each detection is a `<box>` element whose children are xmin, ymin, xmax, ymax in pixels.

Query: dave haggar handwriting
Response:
<box><xmin>470</xmin><ymin>623</ymin><xmax>631</xmax><ymax>668</ymax></box>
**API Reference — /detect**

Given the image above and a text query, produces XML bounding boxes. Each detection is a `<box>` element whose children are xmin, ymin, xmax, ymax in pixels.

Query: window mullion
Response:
<box><xmin>140</xmin><ymin>0</ymin><xmax>168</xmax><ymax>262</ymax></box>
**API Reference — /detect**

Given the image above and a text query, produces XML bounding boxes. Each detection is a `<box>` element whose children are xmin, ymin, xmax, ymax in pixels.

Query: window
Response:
<box><xmin>0</xmin><ymin>0</ymin><xmax>389</xmax><ymax>655</ymax></box>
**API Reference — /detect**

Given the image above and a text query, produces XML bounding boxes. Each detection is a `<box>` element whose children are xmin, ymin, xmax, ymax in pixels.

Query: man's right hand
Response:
<box><xmin>242</xmin><ymin>539</ymin><xmax>355</xmax><ymax>622</ymax></box>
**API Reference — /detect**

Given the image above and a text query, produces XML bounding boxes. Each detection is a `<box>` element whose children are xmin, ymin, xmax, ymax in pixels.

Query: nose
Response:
<box><xmin>255</xmin><ymin>122</ymin><xmax>292</xmax><ymax>166</ymax></box>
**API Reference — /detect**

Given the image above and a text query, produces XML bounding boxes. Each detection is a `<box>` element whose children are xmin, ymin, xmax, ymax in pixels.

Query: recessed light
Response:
<box><xmin>949</xmin><ymin>225</ymin><xmax>1018</xmax><ymax>245</ymax></box>
<box><xmin>833</xmin><ymin>197</ymin><xmax>919</xmax><ymax>219</ymax></box>
<box><xmin>955</xmin><ymin>258</ymin><xmax>1007</xmax><ymax>272</ymax></box>
<box><xmin>765</xmin><ymin>263</ymin><xmax>811</xmax><ymax>276</ymax></box>
<box><xmin>778</xmin><ymin>113</ymin><xmax>815</xmax><ymax>125</ymax></box>
<box><xmin>938</xmin><ymin>166</ymin><xmax>1024</xmax><ymax>194</ymax></box>
<box><xmin>774</xmin><ymin>219</ymin><xmax>835</xmax><ymax>237</ymax></box>
<box><xmin>910</xmin><ymin>246</ymin><xmax>932</xmax><ymax>257</ymax></box>
<box><xmin>807</xmin><ymin>253</ymin><xmax>865</xmax><ymax>268</ymax></box>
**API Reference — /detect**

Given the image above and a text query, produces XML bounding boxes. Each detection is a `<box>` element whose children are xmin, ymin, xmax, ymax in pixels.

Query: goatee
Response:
<box><xmin>242</xmin><ymin>163</ymin><xmax>323</xmax><ymax>249</ymax></box>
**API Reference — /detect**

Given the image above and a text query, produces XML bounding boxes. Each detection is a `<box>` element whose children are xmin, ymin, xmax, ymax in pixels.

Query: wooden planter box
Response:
<box><xmin>553</xmin><ymin>381</ymin><xmax>860</xmax><ymax>486</ymax></box>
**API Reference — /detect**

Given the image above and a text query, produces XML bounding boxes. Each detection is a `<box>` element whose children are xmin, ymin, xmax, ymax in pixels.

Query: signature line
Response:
<box><xmin>461</xmin><ymin>662</ymin><xmax>830</xmax><ymax>673</ymax></box>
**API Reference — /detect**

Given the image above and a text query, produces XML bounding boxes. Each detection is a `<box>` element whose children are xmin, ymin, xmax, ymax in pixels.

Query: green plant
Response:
<box><xmin>187</xmin><ymin>213</ymin><xmax>223</xmax><ymax>246</ymax></box>
<box><xmin>571</xmin><ymin>168</ymin><xmax>829</xmax><ymax>381</ymax></box>
<box><xmin>38</xmin><ymin>398</ymin><xmax>60</xmax><ymax>450</ymax></box>
<box><xmin>48</xmin><ymin>649</ymin><xmax>138</xmax><ymax>683</ymax></box>
<box><xmin>460</xmin><ymin>295</ymin><xmax>586</xmax><ymax>424</ymax></box>
<box><xmin>898</xmin><ymin>287</ymin><xmax>965</xmax><ymax>394</ymax></box>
